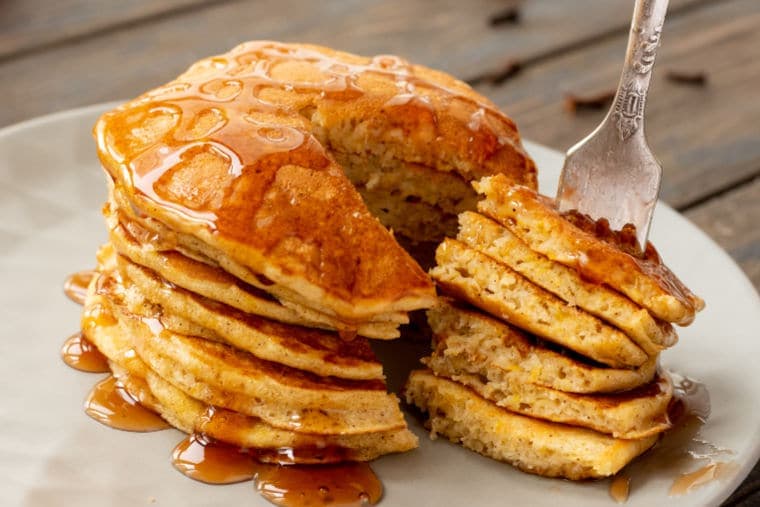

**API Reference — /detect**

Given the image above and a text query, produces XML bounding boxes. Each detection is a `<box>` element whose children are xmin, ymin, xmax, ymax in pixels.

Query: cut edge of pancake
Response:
<box><xmin>427</xmin><ymin>299</ymin><xmax>659</xmax><ymax>394</ymax></box>
<box><xmin>84</xmin><ymin>270</ymin><xmax>419</xmax><ymax>457</ymax></box>
<box><xmin>473</xmin><ymin>175</ymin><xmax>704</xmax><ymax>325</ymax></box>
<box><xmin>404</xmin><ymin>370</ymin><xmax>658</xmax><ymax>480</ymax></box>
<box><xmin>431</xmin><ymin>239</ymin><xmax>648</xmax><ymax>368</ymax></box>
<box><xmin>115</xmin><ymin>254</ymin><xmax>386</xmax><ymax>381</ymax></box>
<box><xmin>425</xmin><ymin>355</ymin><xmax>672</xmax><ymax>439</ymax></box>
<box><xmin>456</xmin><ymin>211</ymin><xmax>677</xmax><ymax>354</ymax></box>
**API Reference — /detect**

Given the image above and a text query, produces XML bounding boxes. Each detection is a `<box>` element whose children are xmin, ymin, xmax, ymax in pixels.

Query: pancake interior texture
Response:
<box><xmin>79</xmin><ymin>41</ymin><xmax>539</xmax><ymax>469</ymax></box>
<box><xmin>406</xmin><ymin>177</ymin><xmax>705</xmax><ymax>480</ymax></box>
<box><xmin>405</xmin><ymin>371</ymin><xmax>658</xmax><ymax>480</ymax></box>
<box><xmin>431</xmin><ymin>239</ymin><xmax>648</xmax><ymax>368</ymax></box>
<box><xmin>426</xmin><ymin>300</ymin><xmax>658</xmax><ymax>394</ymax></box>
<box><xmin>456</xmin><ymin>211</ymin><xmax>677</xmax><ymax>354</ymax></box>
<box><xmin>474</xmin><ymin>175</ymin><xmax>704</xmax><ymax>325</ymax></box>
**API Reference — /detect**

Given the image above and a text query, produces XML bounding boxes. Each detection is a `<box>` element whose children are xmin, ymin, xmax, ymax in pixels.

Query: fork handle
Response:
<box><xmin>608</xmin><ymin>0</ymin><xmax>669</xmax><ymax>141</ymax></box>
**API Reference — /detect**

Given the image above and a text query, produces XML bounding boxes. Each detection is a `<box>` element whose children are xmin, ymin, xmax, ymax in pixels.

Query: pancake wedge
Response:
<box><xmin>427</xmin><ymin>300</ymin><xmax>658</xmax><ymax>394</ymax></box>
<box><xmin>431</xmin><ymin>239</ymin><xmax>648</xmax><ymax>368</ymax></box>
<box><xmin>107</xmin><ymin>205</ymin><xmax>402</xmax><ymax>339</ymax></box>
<box><xmin>143</xmin><ymin>370</ymin><xmax>417</xmax><ymax>463</ymax></box>
<box><xmin>116</xmin><ymin>255</ymin><xmax>385</xmax><ymax>381</ymax></box>
<box><xmin>425</xmin><ymin>355</ymin><xmax>672</xmax><ymax>439</ymax></box>
<box><xmin>128</xmin><ymin>316</ymin><xmax>406</xmax><ymax>436</ymax></box>
<box><xmin>457</xmin><ymin>212</ymin><xmax>676</xmax><ymax>354</ymax></box>
<box><xmin>404</xmin><ymin>370</ymin><xmax>658</xmax><ymax>480</ymax></box>
<box><xmin>474</xmin><ymin>175</ymin><xmax>704</xmax><ymax>325</ymax></box>
<box><xmin>108</xmin><ymin>186</ymin><xmax>414</xmax><ymax>334</ymax></box>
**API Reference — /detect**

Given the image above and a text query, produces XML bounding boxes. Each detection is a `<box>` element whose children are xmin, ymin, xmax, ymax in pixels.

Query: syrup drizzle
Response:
<box><xmin>96</xmin><ymin>41</ymin><xmax>529</xmax><ymax>236</ymax></box>
<box><xmin>608</xmin><ymin>475</ymin><xmax>630</xmax><ymax>504</ymax></box>
<box><xmin>63</xmin><ymin>270</ymin><xmax>95</xmax><ymax>304</ymax></box>
<box><xmin>670</xmin><ymin>461</ymin><xmax>739</xmax><ymax>496</ymax></box>
<box><xmin>84</xmin><ymin>375</ymin><xmax>171</xmax><ymax>432</ymax></box>
<box><xmin>613</xmin><ymin>372</ymin><xmax>736</xmax><ymax>502</ymax></box>
<box><xmin>253</xmin><ymin>461</ymin><xmax>382</xmax><ymax>507</ymax></box>
<box><xmin>61</xmin><ymin>331</ymin><xmax>110</xmax><ymax>373</ymax></box>
<box><xmin>172</xmin><ymin>434</ymin><xmax>382</xmax><ymax>506</ymax></box>
<box><xmin>172</xmin><ymin>434</ymin><xmax>257</xmax><ymax>485</ymax></box>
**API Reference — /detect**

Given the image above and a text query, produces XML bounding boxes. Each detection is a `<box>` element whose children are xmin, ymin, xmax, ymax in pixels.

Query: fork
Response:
<box><xmin>556</xmin><ymin>0</ymin><xmax>669</xmax><ymax>250</ymax></box>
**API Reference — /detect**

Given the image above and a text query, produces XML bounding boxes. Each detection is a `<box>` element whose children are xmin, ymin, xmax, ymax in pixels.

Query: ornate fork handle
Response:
<box><xmin>613</xmin><ymin>0</ymin><xmax>669</xmax><ymax>141</ymax></box>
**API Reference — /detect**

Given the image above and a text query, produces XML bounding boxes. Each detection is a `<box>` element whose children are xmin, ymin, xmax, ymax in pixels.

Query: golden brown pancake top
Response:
<box><xmin>93</xmin><ymin>41</ymin><xmax>535</xmax><ymax>318</ymax></box>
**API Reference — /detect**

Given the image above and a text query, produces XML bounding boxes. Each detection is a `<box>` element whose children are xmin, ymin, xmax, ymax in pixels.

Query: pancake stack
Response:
<box><xmin>82</xmin><ymin>42</ymin><xmax>537</xmax><ymax>464</ymax></box>
<box><xmin>405</xmin><ymin>174</ymin><xmax>705</xmax><ymax>479</ymax></box>
<box><xmin>83</xmin><ymin>244</ymin><xmax>418</xmax><ymax>461</ymax></box>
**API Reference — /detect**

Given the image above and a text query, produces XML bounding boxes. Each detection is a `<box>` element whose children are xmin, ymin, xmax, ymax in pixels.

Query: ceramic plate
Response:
<box><xmin>1</xmin><ymin>103</ymin><xmax>758</xmax><ymax>507</ymax></box>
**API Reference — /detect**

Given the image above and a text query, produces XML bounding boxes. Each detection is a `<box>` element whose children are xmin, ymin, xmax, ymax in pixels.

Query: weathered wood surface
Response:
<box><xmin>0</xmin><ymin>0</ymin><xmax>757</xmax><ymax>504</ymax></box>
<box><xmin>0</xmin><ymin>0</ymin><xmax>704</xmax><ymax>128</ymax></box>
<box><xmin>686</xmin><ymin>177</ymin><xmax>760</xmax><ymax>291</ymax></box>
<box><xmin>480</xmin><ymin>0</ymin><xmax>760</xmax><ymax>210</ymax></box>
<box><xmin>0</xmin><ymin>0</ymin><xmax>225</xmax><ymax>60</ymax></box>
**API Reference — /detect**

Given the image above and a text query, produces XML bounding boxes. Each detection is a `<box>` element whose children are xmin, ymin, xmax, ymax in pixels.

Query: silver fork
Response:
<box><xmin>556</xmin><ymin>0</ymin><xmax>669</xmax><ymax>249</ymax></box>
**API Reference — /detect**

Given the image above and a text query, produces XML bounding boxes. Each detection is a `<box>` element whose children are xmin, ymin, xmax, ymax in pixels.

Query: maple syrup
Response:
<box><xmin>61</xmin><ymin>331</ymin><xmax>110</xmax><ymax>373</ymax></box>
<box><xmin>608</xmin><ymin>475</ymin><xmax>630</xmax><ymax>503</ymax></box>
<box><xmin>620</xmin><ymin>372</ymin><xmax>736</xmax><ymax>500</ymax></box>
<box><xmin>172</xmin><ymin>434</ymin><xmax>257</xmax><ymax>485</ymax></box>
<box><xmin>64</xmin><ymin>270</ymin><xmax>95</xmax><ymax>304</ymax></box>
<box><xmin>84</xmin><ymin>375</ymin><xmax>170</xmax><ymax>432</ymax></box>
<box><xmin>253</xmin><ymin>461</ymin><xmax>382</xmax><ymax>507</ymax></box>
<box><xmin>669</xmin><ymin>461</ymin><xmax>738</xmax><ymax>496</ymax></box>
<box><xmin>171</xmin><ymin>433</ymin><xmax>382</xmax><ymax>506</ymax></box>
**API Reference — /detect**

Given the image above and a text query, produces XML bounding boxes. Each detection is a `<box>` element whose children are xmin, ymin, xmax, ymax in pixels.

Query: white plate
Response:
<box><xmin>0</xmin><ymin>103</ymin><xmax>758</xmax><ymax>507</ymax></box>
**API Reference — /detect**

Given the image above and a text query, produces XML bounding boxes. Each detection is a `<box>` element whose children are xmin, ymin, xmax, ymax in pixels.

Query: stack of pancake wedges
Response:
<box><xmin>405</xmin><ymin>174</ymin><xmax>705</xmax><ymax>480</ymax></box>
<box><xmin>81</xmin><ymin>42</ymin><xmax>538</xmax><ymax>465</ymax></box>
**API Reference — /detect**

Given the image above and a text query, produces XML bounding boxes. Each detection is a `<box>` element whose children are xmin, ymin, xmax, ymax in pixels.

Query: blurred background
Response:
<box><xmin>0</xmin><ymin>0</ymin><xmax>758</xmax><ymax>504</ymax></box>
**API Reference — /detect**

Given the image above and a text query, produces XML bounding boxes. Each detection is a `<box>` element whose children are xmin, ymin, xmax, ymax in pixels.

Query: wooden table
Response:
<box><xmin>1</xmin><ymin>0</ymin><xmax>757</xmax><ymax>504</ymax></box>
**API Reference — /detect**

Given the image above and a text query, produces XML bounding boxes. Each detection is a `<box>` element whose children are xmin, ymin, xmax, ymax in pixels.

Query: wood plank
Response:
<box><xmin>685</xmin><ymin>178</ymin><xmax>760</xmax><ymax>291</ymax></box>
<box><xmin>480</xmin><ymin>0</ymin><xmax>760</xmax><ymax>209</ymax></box>
<box><xmin>0</xmin><ymin>0</ymin><xmax>702</xmax><ymax>127</ymax></box>
<box><xmin>0</xmin><ymin>0</ymin><xmax>223</xmax><ymax>60</ymax></box>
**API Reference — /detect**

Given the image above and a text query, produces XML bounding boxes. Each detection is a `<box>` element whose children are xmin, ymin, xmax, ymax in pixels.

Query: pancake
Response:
<box><xmin>473</xmin><ymin>175</ymin><xmax>704</xmax><ymax>325</ymax></box>
<box><xmin>108</xmin><ymin>185</ymin><xmax>412</xmax><ymax>333</ymax></box>
<box><xmin>94</xmin><ymin>41</ymin><xmax>537</xmax><ymax>327</ymax></box>
<box><xmin>126</xmin><ymin>315</ymin><xmax>405</xmax><ymax>436</ymax></box>
<box><xmin>427</xmin><ymin>300</ymin><xmax>658</xmax><ymax>394</ymax></box>
<box><xmin>430</xmin><ymin>239</ymin><xmax>648</xmax><ymax>368</ymax></box>
<box><xmin>104</xmin><ymin>188</ymin><xmax>408</xmax><ymax>336</ymax></box>
<box><xmin>456</xmin><ymin>212</ymin><xmax>676</xmax><ymax>354</ymax></box>
<box><xmin>143</xmin><ymin>370</ymin><xmax>417</xmax><ymax>463</ymax></box>
<box><xmin>106</xmin><ymin>202</ymin><xmax>402</xmax><ymax>339</ymax></box>
<box><xmin>84</xmin><ymin>278</ymin><xmax>417</xmax><ymax>462</ymax></box>
<box><xmin>94</xmin><ymin>241</ymin><xmax>385</xmax><ymax>381</ymax></box>
<box><xmin>404</xmin><ymin>370</ymin><xmax>658</xmax><ymax>480</ymax></box>
<box><xmin>91</xmin><ymin>265</ymin><xmax>411</xmax><ymax>437</ymax></box>
<box><xmin>425</xmin><ymin>354</ymin><xmax>672</xmax><ymax>439</ymax></box>
<box><xmin>115</xmin><ymin>255</ymin><xmax>386</xmax><ymax>380</ymax></box>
